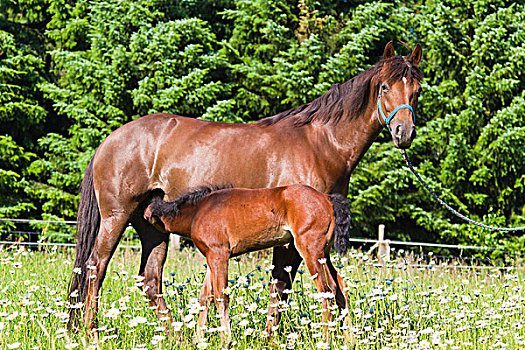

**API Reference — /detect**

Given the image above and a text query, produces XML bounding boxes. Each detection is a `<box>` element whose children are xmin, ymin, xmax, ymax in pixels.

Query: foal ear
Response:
<box><xmin>383</xmin><ymin>41</ymin><xmax>396</xmax><ymax>60</ymax></box>
<box><xmin>408</xmin><ymin>43</ymin><xmax>422</xmax><ymax>66</ymax></box>
<box><xmin>144</xmin><ymin>205</ymin><xmax>155</xmax><ymax>223</ymax></box>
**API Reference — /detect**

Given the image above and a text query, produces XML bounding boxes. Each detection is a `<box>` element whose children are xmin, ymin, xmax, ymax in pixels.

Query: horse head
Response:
<box><xmin>376</xmin><ymin>41</ymin><xmax>423</xmax><ymax>149</ymax></box>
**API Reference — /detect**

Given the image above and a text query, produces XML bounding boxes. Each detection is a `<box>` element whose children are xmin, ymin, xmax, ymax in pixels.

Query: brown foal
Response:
<box><xmin>143</xmin><ymin>184</ymin><xmax>351</xmax><ymax>342</ymax></box>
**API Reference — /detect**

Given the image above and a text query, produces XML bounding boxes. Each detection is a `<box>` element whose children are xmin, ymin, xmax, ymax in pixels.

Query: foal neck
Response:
<box><xmin>161</xmin><ymin>205</ymin><xmax>198</xmax><ymax>236</ymax></box>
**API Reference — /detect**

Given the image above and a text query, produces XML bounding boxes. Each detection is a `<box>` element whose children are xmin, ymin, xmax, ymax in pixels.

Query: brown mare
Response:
<box><xmin>68</xmin><ymin>41</ymin><xmax>423</xmax><ymax>334</ymax></box>
<box><xmin>143</xmin><ymin>184</ymin><xmax>352</xmax><ymax>341</ymax></box>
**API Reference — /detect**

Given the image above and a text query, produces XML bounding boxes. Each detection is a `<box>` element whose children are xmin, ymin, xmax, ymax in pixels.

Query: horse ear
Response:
<box><xmin>409</xmin><ymin>43</ymin><xmax>422</xmax><ymax>66</ymax></box>
<box><xmin>383</xmin><ymin>41</ymin><xmax>395</xmax><ymax>60</ymax></box>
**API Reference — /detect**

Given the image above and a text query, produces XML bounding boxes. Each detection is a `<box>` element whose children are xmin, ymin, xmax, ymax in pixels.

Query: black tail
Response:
<box><xmin>68</xmin><ymin>157</ymin><xmax>101</xmax><ymax>330</ymax></box>
<box><xmin>330</xmin><ymin>193</ymin><xmax>351</xmax><ymax>254</ymax></box>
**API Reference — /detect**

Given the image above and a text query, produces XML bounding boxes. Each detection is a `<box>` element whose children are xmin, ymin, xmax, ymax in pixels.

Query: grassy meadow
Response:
<box><xmin>0</xmin><ymin>245</ymin><xmax>523</xmax><ymax>350</ymax></box>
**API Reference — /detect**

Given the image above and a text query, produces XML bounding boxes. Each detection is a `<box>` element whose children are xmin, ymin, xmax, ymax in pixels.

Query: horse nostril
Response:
<box><xmin>410</xmin><ymin>126</ymin><xmax>417</xmax><ymax>140</ymax></box>
<box><xmin>395</xmin><ymin>124</ymin><xmax>403</xmax><ymax>138</ymax></box>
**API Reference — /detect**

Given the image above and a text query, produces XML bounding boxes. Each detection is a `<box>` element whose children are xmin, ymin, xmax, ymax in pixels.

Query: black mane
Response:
<box><xmin>148</xmin><ymin>184</ymin><xmax>232</xmax><ymax>218</ymax></box>
<box><xmin>257</xmin><ymin>55</ymin><xmax>423</xmax><ymax>127</ymax></box>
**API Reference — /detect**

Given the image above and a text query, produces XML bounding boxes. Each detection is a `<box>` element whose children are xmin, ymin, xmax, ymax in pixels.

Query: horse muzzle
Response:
<box><xmin>391</xmin><ymin>120</ymin><xmax>416</xmax><ymax>149</ymax></box>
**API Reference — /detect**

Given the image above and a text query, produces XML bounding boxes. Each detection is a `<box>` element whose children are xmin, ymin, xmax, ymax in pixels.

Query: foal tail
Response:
<box><xmin>329</xmin><ymin>194</ymin><xmax>351</xmax><ymax>254</ymax></box>
<box><xmin>68</xmin><ymin>157</ymin><xmax>101</xmax><ymax>330</ymax></box>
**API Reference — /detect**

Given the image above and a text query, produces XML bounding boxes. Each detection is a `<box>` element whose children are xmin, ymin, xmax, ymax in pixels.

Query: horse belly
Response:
<box><xmin>230</xmin><ymin>227</ymin><xmax>292</xmax><ymax>257</ymax></box>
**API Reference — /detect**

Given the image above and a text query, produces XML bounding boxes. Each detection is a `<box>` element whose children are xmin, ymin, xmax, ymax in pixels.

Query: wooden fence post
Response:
<box><xmin>170</xmin><ymin>235</ymin><xmax>180</xmax><ymax>259</ymax></box>
<box><xmin>377</xmin><ymin>224</ymin><xmax>390</xmax><ymax>265</ymax></box>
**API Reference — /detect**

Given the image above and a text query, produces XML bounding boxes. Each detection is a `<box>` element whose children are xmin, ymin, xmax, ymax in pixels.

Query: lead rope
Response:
<box><xmin>399</xmin><ymin>149</ymin><xmax>525</xmax><ymax>232</ymax></box>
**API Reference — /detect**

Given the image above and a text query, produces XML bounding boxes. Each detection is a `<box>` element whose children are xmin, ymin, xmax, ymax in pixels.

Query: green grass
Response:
<box><xmin>0</xmin><ymin>246</ymin><xmax>523</xmax><ymax>349</ymax></box>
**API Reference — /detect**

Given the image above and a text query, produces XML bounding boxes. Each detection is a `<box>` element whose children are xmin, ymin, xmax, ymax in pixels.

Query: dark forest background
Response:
<box><xmin>1</xmin><ymin>0</ymin><xmax>524</xmax><ymax>255</ymax></box>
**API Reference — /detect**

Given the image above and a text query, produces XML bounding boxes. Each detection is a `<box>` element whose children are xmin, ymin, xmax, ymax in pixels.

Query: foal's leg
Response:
<box><xmin>265</xmin><ymin>244</ymin><xmax>303</xmax><ymax>333</ymax></box>
<box><xmin>206</xmin><ymin>251</ymin><xmax>231</xmax><ymax>343</ymax></box>
<box><xmin>294</xmin><ymin>236</ymin><xmax>340</xmax><ymax>339</ymax></box>
<box><xmin>197</xmin><ymin>268</ymin><xmax>213</xmax><ymax>340</ymax></box>
<box><xmin>131</xmin><ymin>217</ymin><xmax>171</xmax><ymax>329</ymax></box>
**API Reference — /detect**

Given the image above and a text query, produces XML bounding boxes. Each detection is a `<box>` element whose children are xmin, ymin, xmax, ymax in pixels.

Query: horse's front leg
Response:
<box><xmin>265</xmin><ymin>244</ymin><xmax>303</xmax><ymax>334</ymax></box>
<box><xmin>326</xmin><ymin>257</ymin><xmax>355</xmax><ymax>345</ymax></box>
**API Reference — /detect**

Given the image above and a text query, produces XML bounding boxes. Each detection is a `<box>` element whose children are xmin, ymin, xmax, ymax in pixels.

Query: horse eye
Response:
<box><xmin>381</xmin><ymin>82</ymin><xmax>390</xmax><ymax>91</ymax></box>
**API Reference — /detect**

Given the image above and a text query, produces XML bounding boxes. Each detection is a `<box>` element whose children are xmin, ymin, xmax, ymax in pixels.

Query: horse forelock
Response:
<box><xmin>379</xmin><ymin>55</ymin><xmax>423</xmax><ymax>83</ymax></box>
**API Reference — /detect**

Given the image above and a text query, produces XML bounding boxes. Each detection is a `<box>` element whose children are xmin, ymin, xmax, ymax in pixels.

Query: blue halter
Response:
<box><xmin>376</xmin><ymin>85</ymin><xmax>416</xmax><ymax>133</ymax></box>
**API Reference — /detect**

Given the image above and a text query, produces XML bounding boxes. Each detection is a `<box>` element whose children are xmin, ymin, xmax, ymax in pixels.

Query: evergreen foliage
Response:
<box><xmin>0</xmin><ymin>0</ymin><xmax>523</xmax><ymax>254</ymax></box>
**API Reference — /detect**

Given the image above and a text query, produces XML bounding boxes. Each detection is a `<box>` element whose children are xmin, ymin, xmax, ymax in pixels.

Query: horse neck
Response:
<box><xmin>321</xmin><ymin>93</ymin><xmax>382</xmax><ymax>173</ymax></box>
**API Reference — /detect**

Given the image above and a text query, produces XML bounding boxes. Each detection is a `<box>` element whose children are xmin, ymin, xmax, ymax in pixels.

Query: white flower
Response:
<box><xmin>171</xmin><ymin>321</ymin><xmax>183</xmax><ymax>331</ymax></box>
<box><xmin>150</xmin><ymin>335</ymin><xmax>165</xmax><ymax>344</ymax></box>
<box><xmin>284</xmin><ymin>266</ymin><xmax>292</xmax><ymax>272</ymax></box>
<box><xmin>318</xmin><ymin>258</ymin><xmax>327</xmax><ymax>264</ymax></box>
<box><xmin>462</xmin><ymin>295</ymin><xmax>472</xmax><ymax>304</ymax></box>
<box><xmin>7</xmin><ymin>343</ymin><xmax>21</xmax><ymax>349</ymax></box>
<box><xmin>388</xmin><ymin>293</ymin><xmax>398</xmax><ymax>301</ymax></box>
<box><xmin>316</xmin><ymin>340</ymin><xmax>329</xmax><ymax>350</ymax></box>
<box><xmin>196</xmin><ymin>341</ymin><xmax>209</xmax><ymax>349</ymax></box>
<box><xmin>129</xmin><ymin>316</ymin><xmax>147</xmax><ymax>327</ymax></box>
<box><xmin>247</xmin><ymin>303</ymin><xmax>258</xmax><ymax>312</ymax></box>
<box><xmin>104</xmin><ymin>307</ymin><xmax>120</xmax><ymax>319</ymax></box>
<box><xmin>287</xmin><ymin>332</ymin><xmax>300</xmax><ymax>341</ymax></box>
<box><xmin>432</xmin><ymin>332</ymin><xmax>442</xmax><ymax>345</ymax></box>
<box><xmin>419</xmin><ymin>339</ymin><xmax>430</xmax><ymax>348</ymax></box>
<box><xmin>239</xmin><ymin>319</ymin><xmax>249</xmax><ymax>327</ymax></box>
<box><xmin>72</xmin><ymin>267</ymin><xmax>81</xmax><ymax>274</ymax></box>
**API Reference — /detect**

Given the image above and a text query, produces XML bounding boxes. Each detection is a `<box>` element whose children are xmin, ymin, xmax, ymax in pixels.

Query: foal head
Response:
<box><xmin>144</xmin><ymin>184</ymin><xmax>231</xmax><ymax>231</ymax></box>
<box><xmin>374</xmin><ymin>41</ymin><xmax>423</xmax><ymax>149</ymax></box>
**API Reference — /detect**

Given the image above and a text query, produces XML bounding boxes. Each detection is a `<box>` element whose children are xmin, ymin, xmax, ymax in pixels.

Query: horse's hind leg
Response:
<box><xmin>131</xmin><ymin>217</ymin><xmax>171</xmax><ymax>328</ymax></box>
<box><xmin>84</xmin><ymin>212</ymin><xmax>130</xmax><ymax>332</ymax></box>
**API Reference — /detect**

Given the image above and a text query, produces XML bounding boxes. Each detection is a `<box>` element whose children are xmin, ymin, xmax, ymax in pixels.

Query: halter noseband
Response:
<box><xmin>376</xmin><ymin>85</ymin><xmax>416</xmax><ymax>133</ymax></box>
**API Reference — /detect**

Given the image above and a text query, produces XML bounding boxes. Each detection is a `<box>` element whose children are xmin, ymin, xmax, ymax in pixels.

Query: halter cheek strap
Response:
<box><xmin>376</xmin><ymin>85</ymin><xmax>416</xmax><ymax>133</ymax></box>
